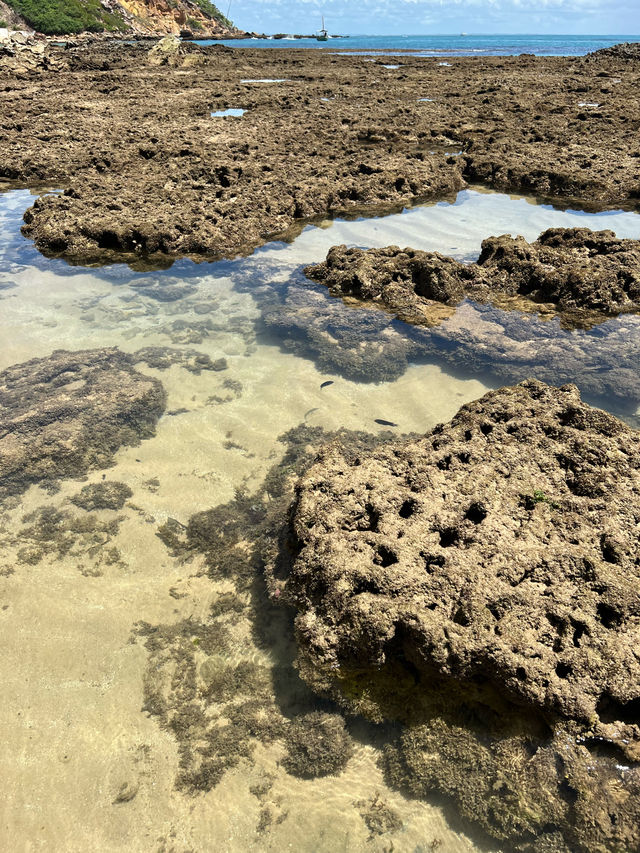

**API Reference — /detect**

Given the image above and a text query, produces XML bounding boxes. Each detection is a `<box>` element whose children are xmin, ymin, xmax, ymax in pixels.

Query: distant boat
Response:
<box><xmin>316</xmin><ymin>17</ymin><xmax>328</xmax><ymax>41</ymax></box>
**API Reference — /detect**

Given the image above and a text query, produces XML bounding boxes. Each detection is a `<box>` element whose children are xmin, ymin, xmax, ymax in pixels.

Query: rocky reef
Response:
<box><xmin>3</xmin><ymin>45</ymin><xmax>640</xmax><ymax>264</ymax></box>
<box><xmin>278</xmin><ymin>380</ymin><xmax>640</xmax><ymax>852</ymax></box>
<box><xmin>0</xmin><ymin>347</ymin><xmax>165</xmax><ymax>497</ymax></box>
<box><xmin>305</xmin><ymin>227</ymin><xmax>640</xmax><ymax>316</ymax></box>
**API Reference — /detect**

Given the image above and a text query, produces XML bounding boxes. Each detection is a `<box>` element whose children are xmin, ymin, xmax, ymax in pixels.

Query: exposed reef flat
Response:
<box><xmin>279</xmin><ymin>380</ymin><xmax>640</xmax><ymax>852</ymax></box>
<box><xmin>305</xmin><ymin>227</ymin><xmax>640</xmax><ymax>316</ymax></box>
<box><xmin>0</xmin><ymin>347</ymin><xmax>165</xmax><ymax>497</ymax></box>
<box><xmin>0</xmin><ymin>42</ymin><xmax>639</xmax><ymax>264</ymax></box>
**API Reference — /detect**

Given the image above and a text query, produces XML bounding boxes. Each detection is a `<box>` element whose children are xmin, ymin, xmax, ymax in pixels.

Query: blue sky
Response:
<box><xmin>224</xmin><ymin>0</ymin><xmax>640</xmax><ymax>36</ymax></box>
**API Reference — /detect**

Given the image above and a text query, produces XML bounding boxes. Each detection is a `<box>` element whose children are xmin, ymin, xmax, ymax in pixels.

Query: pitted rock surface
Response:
<box><xmin>0</xmin><ymin>347</ymin><xmax>165</xmax><ymax>497</ymax></box>
<box><xmin>285</xmin><ymin>380</ymin><xmax>640</xmax><ymax>752</ymax></box>
<box><xmin>305</xmin><ymin>227</ymin><xmax>640</xmax><ymax>317</ymax></box>
<box><xmin>3</xmin><ymin>45</ymin><xmax>640</xmax><ymax>264</ymax></box>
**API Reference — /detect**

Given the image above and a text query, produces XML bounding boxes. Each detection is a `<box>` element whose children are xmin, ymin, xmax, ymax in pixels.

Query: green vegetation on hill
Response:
<box><xmin>192</xmin><ymin>0</ymin><xmax>233</xmax><ymax>29</ymax></box>
<box><xmin>4</xmin><ymin>0</ymin><xmax>126</xmax><ymax>34</ymax></box>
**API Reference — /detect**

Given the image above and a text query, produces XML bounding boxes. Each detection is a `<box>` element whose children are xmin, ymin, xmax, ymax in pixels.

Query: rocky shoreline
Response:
<box><xmin>0</xmin><ymin>41</ymin><xmax>639</xmax><ymax>265</ymax></box>
<box><xmin>305</xmin><ymin>227</ymin><xmax>640</xmax><ymax>316</ymax></box>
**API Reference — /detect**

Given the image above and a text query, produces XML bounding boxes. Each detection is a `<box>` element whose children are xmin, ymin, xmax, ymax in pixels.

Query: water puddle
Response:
<box><xmin>210</xmin><ymin>108</ymin><xmax>247</xmax><ymax>118</ymax></box>
<box><xmin>1</xmin><ymin>184</ymin><xmax>640</xmax><ymax>851</ymax></box>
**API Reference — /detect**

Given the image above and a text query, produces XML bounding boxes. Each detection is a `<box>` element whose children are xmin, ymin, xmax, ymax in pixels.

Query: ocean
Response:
<box><xmin>194</xmin><ymin>32</ymin><xmax>640</xmax><ymax>56</ymax></box>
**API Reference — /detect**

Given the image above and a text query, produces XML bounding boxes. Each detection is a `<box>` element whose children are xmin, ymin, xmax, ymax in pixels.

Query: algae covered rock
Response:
<box><xmin>0</xmin><ymin>348</ymin><xmax>165</xmax><ymax>497</ymax></box>
<box><xmin>281</xmin><ymin>379</ymin><xmax>640</xmax><ymax>852</ymax></box>
<box><xmin>305</xmin><ymin>228</ymin><xmax>640</xmax><ymax>319</ymax></box>
<box><xmin>282</xmin><ymin>711</ymin><xmax>354</xmax><ymax>778</ymax></box>
<box><xmin>70</xmin><ymin>481</ymin><xmax>133</xmax><ymax>511</ymax></box>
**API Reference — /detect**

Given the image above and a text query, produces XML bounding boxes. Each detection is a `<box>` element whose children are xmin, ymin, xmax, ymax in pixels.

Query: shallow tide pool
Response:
<box><xmin>1</xmin><ymin>186</ymin><xmax>639</xmax><ymax>852</ymax></box>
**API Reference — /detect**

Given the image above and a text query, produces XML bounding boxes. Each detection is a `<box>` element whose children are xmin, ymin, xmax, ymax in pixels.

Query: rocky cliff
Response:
<box><xmin>1</xmin><ymin>0</ymin><xmax>240</xmax><ymax>37</ymax></box>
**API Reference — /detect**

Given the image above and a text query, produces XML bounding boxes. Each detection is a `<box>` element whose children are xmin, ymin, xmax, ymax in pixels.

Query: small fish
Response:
<box><xmin>304</xmin><ymin>407</ymin><xmax>320</xmax><ymax>420</ymax></box>
<box><xmin>320</xmin><ymin>380</ymin><xmax>334</xmax><ymax>389</ymax></box>
<box><xmin>375</xmin><ymin>418</ymin><xmax>398</xmax><ymax>427</ymax></box>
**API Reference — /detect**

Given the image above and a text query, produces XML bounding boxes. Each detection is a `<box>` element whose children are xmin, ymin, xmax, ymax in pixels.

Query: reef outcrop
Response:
<box><xmin>0</xmin><ymin>347</ymin><xmax>165</xmax><ymax>497</ymax></box>
<box><xmin>3</xmin><ymin>45</ymin><xmax>640</xmax><ymax>265</ymax></box>
<box><xmin>305</xmin><ymin>227</ymin><xmax>640</xmax><ymax>316</ymax></box>
<box><xmin>280</xmin><ymin>380</ymin><xmax>640</xmax><ymax>852</ymax></box>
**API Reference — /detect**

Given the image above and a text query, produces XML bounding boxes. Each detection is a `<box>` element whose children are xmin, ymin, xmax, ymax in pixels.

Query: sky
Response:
<box><xmin>223</xmin><ymin>0</ymin><xmax>640</xmax><ymax>36</ymax></box>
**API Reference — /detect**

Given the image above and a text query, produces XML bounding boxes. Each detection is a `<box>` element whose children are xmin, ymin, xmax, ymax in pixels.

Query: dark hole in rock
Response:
<box><xmin>465</xmin><ymin>502</ymin><xmax>487</xmax><ymax>524</ymax></box>
<box><xmin>97</xmin><ymin>230</ymin><xmax>122</xmax><ymax>250</ymax></box>
<box><xmin>353</xmin><ymin>576</ymin><xmax>382</xmax><ymax>596</ymax></box>
<box><xmin>437</xmin><ymin>455</ymin><xmax>452</xmax><ymax>471</ymax></box>
<box><xmin>439</xmin><ymin>527</ymin><xmax>460</xmax><ymax>548</ymax></box>
<box><xmin>597</xmin><ymin>693</ymin><xmax>640</xmax><ymax>726</ymax></box>
<box><xmin>516</xmin><ymin>666</ymin><xmax>527</xmax><ymax>681</ymax></box>
<box><xmin>452</xmin><ymin>607</ymin><xmax>470</xmax><ymax>627</ymax></box>
<box><xmin>600</xmin><ymin>534</ymin><xmax>621</xmax><ymax>564</ymax></box>
<box><xmin>376</xmin><ymin>545</ymin><xmax>398</xmax><ymax>568</ymax></box>
<box><xmin>457</xmin><ymin>451</ymin><xmax>471</xmax><ymax>464</ymax></box>
<box><xmin>571</xmin><ymin>621</ymin><xmax>588</xmax><ymax>647</ymax></box>
<box><xmin>365</xmin><ymin>503</ymin><xmax>380</xmax><ymax>532</ymax></box>
<box><xmin>480</xmin><ymin>423</ymin><xmax>494</xmax><ymax>436</ymax></box>
<box><xmin>556</xmin><ymin>662</ymin><xmax>572</xmax><ymax>679</ymax></box>
<box><xmin>423</xmin><ymin>553</ymin><xmax>445</xmax><ymax>572</ymax></box>
<box><xmin>464</xmin><ymin>430</ymin><xmax>472</xmax><ymax>441</ymax></box>
<box><xmin>583</xmin><ymin>736</ymin><xmax>636</xmax><ymax>765</ymax></box>
<box><xmin>487</xmin><ymin>603</ymin><xmax>501</xmax><ymax>620</ymax></box>
<box><xmin>399</xmin><ymin>499</ymin><xmax>417</xmax><ymax>519</ymax></box>
<box><xmin>597</xmin><ymin>601</ymin><xmax>623</xmax><ymax>629</ymax></box>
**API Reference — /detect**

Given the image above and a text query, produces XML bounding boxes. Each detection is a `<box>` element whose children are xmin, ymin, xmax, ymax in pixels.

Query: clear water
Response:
<box><xmin>195</xmin><ymin>33</ymin><xmax>640</xmax><ymax>56</ymax></box>
<box><xmin>1</xmin><ymin>185</ymin><xmax>640</xmax><ymax>851</ymax></box>
<box><xmin>210</xmin><ymin>108</ymin><xmax>247</xmax><ymax>117</ymax></box>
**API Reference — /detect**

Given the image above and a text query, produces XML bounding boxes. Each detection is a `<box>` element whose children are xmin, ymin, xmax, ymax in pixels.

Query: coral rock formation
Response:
<box><xmin>305</xmin><ymin>227</ymin><xmax>640</xmax><ymax>317</ymax></box>
<box><xmin>0</xmin><ymin>347</ymin><xmax>165</xmax><ymax>497</ymax></box>
<box><xmin>281</xmin><ymin>380</ymin><xmax>640</xmax><ymax>851</ymax></box>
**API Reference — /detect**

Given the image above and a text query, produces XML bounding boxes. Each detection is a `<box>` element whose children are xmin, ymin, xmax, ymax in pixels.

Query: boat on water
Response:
<box><xmin>316</xmin><ymin>17</ymin><xmax>328</xmax><ymax>41</ymax></box>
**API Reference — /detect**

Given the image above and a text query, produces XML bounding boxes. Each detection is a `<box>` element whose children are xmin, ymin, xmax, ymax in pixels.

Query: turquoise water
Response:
<box><xmin>195</xmin><ymin>33</ymin><xmax>640</xmax><ymax>56</ymax></box>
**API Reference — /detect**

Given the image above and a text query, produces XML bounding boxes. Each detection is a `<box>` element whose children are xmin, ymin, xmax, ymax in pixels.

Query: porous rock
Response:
<box><xmin>0</xmin><ymin>347</ymin><xmax>165</xmax><ymax>497</ymax></box>
<box><xmin>305</xmin><ymin>227</ymin><xmax>640</xmax><ymax>316</ymax></box>
<box><xmin>286</xmin><ymin>379</ymin><xmax>640</xmax><ymax>738</ymax></box>
<box><xmin>282</xmin><ymin>379</ymin><xmax>640</xmax><ymax>851</ymax></box>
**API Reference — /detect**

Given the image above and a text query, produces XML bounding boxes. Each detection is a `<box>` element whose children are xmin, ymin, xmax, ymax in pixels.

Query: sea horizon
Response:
<box><xmin>196</xmin><ymin>32</ymin><xmax>640</xmax><ymax>56</ymax></box>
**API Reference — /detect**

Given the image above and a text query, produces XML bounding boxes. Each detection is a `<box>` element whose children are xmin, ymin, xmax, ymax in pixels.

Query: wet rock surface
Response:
<box><xmin>239</xmin><ymin>260</ymin><xmax>640</xmax><ymax>414</ymax></box>
<box><xmin>280</xmin><ymin>380</ymin><xmax>640</xmax><ymax>852</ymax></box>
<box><xmin>1</xmin><ymin>44</ymin><xmax>639</xmax><ymax>264</ymax></box>
<box><xmin>305</xmin><ymin>227</ymin><xmax>640</xmax><ymax>315</ymax></box>
<box><xmin>0</xmin><ymin>347</ymin><xmax>165</xmax><ymax>497</ymax></box>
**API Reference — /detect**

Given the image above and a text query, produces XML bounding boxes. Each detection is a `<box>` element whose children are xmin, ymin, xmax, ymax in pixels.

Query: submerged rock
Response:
<box><xmin>282</xmin><ymin>711</ymin><xmax>354</xmax><ymax>778</ymax></box>
<box><xmin>305</xmin><ymin>227</ymin><xmax>640</xmax><ymax>316</ymax></box>
<box><xmin>0</xmin><ymin>348</ymin><xmax>165</xmax><ymax>497</ymax></box>
<box><xmin>281</xmin><ymin>380</ymin><xmax>640</xmax><ymax>852</ymax></box>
